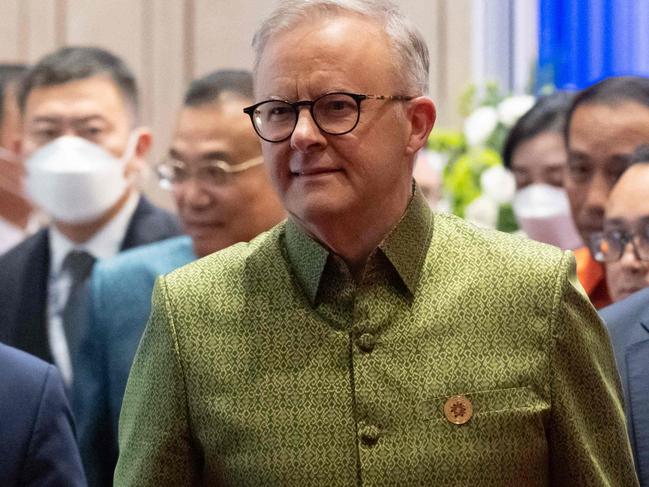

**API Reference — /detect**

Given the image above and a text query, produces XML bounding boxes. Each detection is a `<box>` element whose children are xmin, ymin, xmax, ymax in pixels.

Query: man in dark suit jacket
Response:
<box><xmin>600</xmin><ymin>287</ymin><xmax>649</xmax><ymax>486</ymax></box>
<box><xmin>0</xmin><ymin>342</ymin><xmax>86</xmax><ymax>486</ymax></box>
<box><xmin>0</xmin><ymin>46</ymin><xmax>179</xmax><ymax>383</ymax></box>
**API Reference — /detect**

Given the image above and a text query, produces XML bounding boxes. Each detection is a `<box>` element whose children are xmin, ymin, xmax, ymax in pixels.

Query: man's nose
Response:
<box><xmin>290</xmin><ymin>108</ymin><xmax>326</xmax><ymax>152</ymax></box>
<box><xmin>619</xmin><ymin>240</ymin><xmax>644</xmax><ymax>272</ymax></box>
<box><xmin>180</xmin><ymin>178</ymin><xmax>211</xmax><ymax>208</ymax></box>
<box><xmin>582</xmin><ymin>173</ymin><xmax>611</xmax><ymax>216</ymax></box>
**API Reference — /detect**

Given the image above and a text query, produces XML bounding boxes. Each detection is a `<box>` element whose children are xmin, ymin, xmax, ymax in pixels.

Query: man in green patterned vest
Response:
<box><xmin>115</xmin><ymin>1</ymin><xmax>639</xmax><ymax>485</ymax></box>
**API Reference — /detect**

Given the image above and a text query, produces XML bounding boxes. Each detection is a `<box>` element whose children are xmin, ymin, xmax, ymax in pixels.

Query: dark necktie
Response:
<box><xmin>61</xmin><ymin>250</ymin><xmax>96</xmax><ymax>360</ymax></box>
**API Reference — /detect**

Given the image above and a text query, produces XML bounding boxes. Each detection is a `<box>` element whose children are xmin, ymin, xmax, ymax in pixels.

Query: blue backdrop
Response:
<box><xmin>538</xmin><ymin>0</ymin><xmax>649</xmax><ymax>91</ymax></box>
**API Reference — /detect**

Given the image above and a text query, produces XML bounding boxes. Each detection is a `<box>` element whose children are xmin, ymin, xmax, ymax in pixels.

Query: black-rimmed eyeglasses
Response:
<box><xmin>589</xmin><ymin>227</ymin><xmax>649</xmax><ymax>263</ymax></box>
<box><xmin>243</xmin><ymin>92</ymin><xmax>414</xmax><ymax>143</ymax></box>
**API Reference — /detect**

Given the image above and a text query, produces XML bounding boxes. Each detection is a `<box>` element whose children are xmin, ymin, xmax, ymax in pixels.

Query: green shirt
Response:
<box><xmin>116</xmin><ymin>189</ymin><xmax>638</xmax><ymax>486</ymax></box>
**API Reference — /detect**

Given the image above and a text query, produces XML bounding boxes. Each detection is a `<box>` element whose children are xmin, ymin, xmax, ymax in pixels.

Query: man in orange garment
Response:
<box><xmin>565</xmin><ymin>76</ymin><xmax>649</xmax><ymax>308</ymax></box>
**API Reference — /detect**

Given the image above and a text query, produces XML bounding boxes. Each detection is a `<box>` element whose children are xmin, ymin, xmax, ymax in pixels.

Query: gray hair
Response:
<box><xmin>252</xmin><ymin>0</ymin><xmax>430</xmax><ymax>94</ymax></box>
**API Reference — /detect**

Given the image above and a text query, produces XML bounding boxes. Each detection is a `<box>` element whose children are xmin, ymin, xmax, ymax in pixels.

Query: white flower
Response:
<box><xmin>497</xmin><ymin>95</ymin><xmax>535</xmax><ymax>127</ymax></box>
<box><xmin>480</xmin><ymin>165</ymin><xmax>516</xmax><ymax>204</ymax></box>
<box><xmin>464</xmin><ymin>195</ymin><xmax>499</xmax><ymax>229</ymax></box>
<box><xmin>463</xmin><ymin>106</ymin><xmax>498</xmax><ymax>146</ymax></box>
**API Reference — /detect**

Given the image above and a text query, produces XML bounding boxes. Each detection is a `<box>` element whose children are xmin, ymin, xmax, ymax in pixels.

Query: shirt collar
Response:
<box><xmin>284</xmin><ymin>184</ymin><xmax>434</xmax><ymax>304</ymax></box>
<box><xmin>49</xmin><ymin>191</ymin><xmax>140</xmax><ymax>276</ymax></box>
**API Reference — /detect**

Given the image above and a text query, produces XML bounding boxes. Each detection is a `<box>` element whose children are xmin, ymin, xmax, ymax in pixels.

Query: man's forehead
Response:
<box><xmin>258</xmin><ymin>11</ymin><xmax>385</xmax><ymax>60</ymax></box>
<box><xmin>255</xmin><ymin>16</ymin><xmax>395</xmax><ymax>98</ymax></box>
<box><xmin>24</xmin><ymin>76</ymin><xmax>129</xmax><ymax>120</ymax></box>
<box><xmin>174</xmin><ymin>103</ymin><xmax>257</xmax><ymax>152</ymax></box>
<box><xmin>606</xmin><ymin>165</ymin><xmax>649</xmax><ymax>215</ymax></box>
<box><xmin>177</xmin><ymin>99</ymin><xmax>252</xmax><ymax>133</ymax></box>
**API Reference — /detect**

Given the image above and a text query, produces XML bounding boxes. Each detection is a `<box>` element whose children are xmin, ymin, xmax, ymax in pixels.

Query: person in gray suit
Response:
<box><xmin>600</xmin><ymin>289</ymin><xmax>649</xmax><ymax>486</ymax></box>
<box><xmin>73</xmin><ymin>70</ymin><xmax>286</xmax><ymax>487</ymax></box>
<box><xmin>598</xmin><ymin>145</ymin><xmax>649</xmax><ymax>486</ymax></box>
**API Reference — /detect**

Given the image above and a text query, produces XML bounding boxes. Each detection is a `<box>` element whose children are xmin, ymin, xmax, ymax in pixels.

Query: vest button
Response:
<box><xmin>357</xmin><ymin>333</ymin><xmax>376</xmax><ymax>353</ymax></box>
<box><xmin>359</xmin><ymin>423</ymin><xmax>381</xmax><ymax>447</ymax></box>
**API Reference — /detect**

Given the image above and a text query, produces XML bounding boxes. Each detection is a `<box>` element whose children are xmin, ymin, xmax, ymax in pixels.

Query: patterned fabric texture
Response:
<box><xmin>115</xmin><ymin>190</ymin><xmax>638</xmax><ymax>486</ymax></box>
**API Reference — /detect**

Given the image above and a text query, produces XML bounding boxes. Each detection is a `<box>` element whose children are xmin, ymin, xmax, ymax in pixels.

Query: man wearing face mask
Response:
<box><xmin>73</xmin><ymin>69</ymin><xmax>285</xmax><ymax>487</ymax></box>
<box><xmin>0</xmin><ymin>47</ymin><xmax>180</xmax><ymax>386</ymax></box>
<box><xmin>0</xmin><ymin>63</ymin><xmax>35</xmax><ymax>255</ymax></box>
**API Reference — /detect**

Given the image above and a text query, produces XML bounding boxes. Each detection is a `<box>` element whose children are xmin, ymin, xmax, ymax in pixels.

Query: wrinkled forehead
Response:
<box><xmin>254</xmin><ymin>14</ymin><xmax>398</xmax><ymax>97</ymax></box>
<box><xmin>255</xmin><ymin>8</ymin><xmax>388</xmax><ymax>67</ymax></box>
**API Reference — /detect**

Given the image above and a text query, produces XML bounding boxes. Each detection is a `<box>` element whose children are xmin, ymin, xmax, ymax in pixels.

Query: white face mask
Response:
<box><xmin>24</xmin><ymin>134</ymin><xmax>138</xmax><ymax>224</ymax></box>
<box><xmin>513</xmin><ymin>183</ymin><xmax>583</xmax><ymax>250</ymax></box>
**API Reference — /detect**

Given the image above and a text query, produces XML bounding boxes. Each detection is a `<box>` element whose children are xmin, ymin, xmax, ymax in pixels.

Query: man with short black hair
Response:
<box><xmin>564</xmin><ymin>76</ymin><xmax>649</xmax><ymax>308</ymax></box>
<box><xmin>0</xmin><ymin>63</ymin><xmax>34</xmax><ymax>254</ymax></box>
<box><xmin>74</xmin><ymin>69</ymin><xmax>284</xmax><ymax>486</ymax></box>
<box><xmin>0</xmin><ymin>46</ymin><xmax>180</xmax><ymax>385</ymax></box>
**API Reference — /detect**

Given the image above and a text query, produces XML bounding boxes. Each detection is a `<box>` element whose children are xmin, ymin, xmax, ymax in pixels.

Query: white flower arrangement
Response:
<box><xmin>427</xmin><ymin>83</ymin><xmax>532</xmax><ymax>232</ymax></box>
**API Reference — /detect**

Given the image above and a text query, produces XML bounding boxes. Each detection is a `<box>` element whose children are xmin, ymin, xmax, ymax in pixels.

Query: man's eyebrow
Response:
<box><xmin>201</xmin><ymin>151</ymin><xmax>230</xmax><ymax>161</ymax></box>
<box><xmin>30</xmin><ymin>114</ymin><xmax>109</xmax><ymax>124</ymax></box>
<box><xmin>74</xmin><ymin>115</ymin><xmax>109</xmax><ymax>124</ymax></box>
<box><xmin>608</xmin><ymin>153</ymin><xmax>633</xmax><ymax>165</ymax></box>
<box><xmin>30</xmin><ymin>116</ymin><xmax>62</xmax><ymax>124</ymax></box>
<box><xmin>168</xmin><ymin>148</ymin><xmax>230</xmax><ymax>162</ymax></box>
<box><xmin>567</xmin><ymin>150</ymin><xmax>589</xmax><ymax>160</ymax></box>
<box><xmin>604</xmin><ymin>218</ymin><xmax>626</xmax><ymax>228</ymax></box>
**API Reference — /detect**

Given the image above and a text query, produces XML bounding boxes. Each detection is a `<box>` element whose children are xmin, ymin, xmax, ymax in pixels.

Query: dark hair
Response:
<box><xmin>18</xmin><ymin>46</ymin><xmax>138</xmax><ymax>115</ymax></box>
<box><xmin>184</xmin><ymin>70</ymin><xmax>253</xmax><ymax>107</ymax></box>
<box><xmin>630</xmin><ymin>144</ymin><xmax>649</xmax><ymax>165</ymax></box>
<box><xmin>0</xmin><ymin>64</ymin><xmax>28</xmax><ymax>124</ymax></box>
<box><xmin>564</xmin><ymin>76</ymin><xmax>649</xmax><ymax>145</ymax></box>
<box><xmin>502</xmin><ymin>91</ymin><xmax>575</xmax><ymax>168</ymax></box>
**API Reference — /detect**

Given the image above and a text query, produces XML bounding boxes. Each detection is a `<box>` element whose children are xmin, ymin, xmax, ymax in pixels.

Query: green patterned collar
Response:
<box><xmin>284</xmin><ymin>185</ymin><xmax>434</xmax><ymax>304</ymax></box>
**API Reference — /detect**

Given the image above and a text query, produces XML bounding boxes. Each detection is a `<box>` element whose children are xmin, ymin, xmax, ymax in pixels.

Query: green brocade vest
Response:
<box><xmin>116</xmin><ymin>192</ymin><xmax>638</xmax><ymax>486</ymax></box>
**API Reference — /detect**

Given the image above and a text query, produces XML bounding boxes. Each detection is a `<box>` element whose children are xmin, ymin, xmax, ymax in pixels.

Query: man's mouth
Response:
<box><xmin>183</xmin><ymin>221</ymin><xmax>222</xmax><ymax>233</ymax></box>
<box><xmin>291</xmin><ymin>167</ymin><xmax>341</xmax><ymax>177</ymax></box>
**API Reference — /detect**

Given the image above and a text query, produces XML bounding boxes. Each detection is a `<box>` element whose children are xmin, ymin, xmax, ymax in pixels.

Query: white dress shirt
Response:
<box><xmin>47</xmin><ymin>192</ymin><xmax>139</xmax><ymax>385</ymax></box>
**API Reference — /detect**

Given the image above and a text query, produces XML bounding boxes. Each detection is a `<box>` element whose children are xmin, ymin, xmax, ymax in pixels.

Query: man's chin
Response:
<box><xmin>191</xmin><ymin>237</ymin><xmax>224</xmax><ymax>258</ymax></box>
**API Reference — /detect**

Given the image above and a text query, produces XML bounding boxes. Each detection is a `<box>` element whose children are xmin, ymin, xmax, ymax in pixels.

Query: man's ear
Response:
<box><xmin>127</xmin><ymin>128</ymin><xmax>153</xmax><ymax>175</ymax></box>
<box><xmin>405</xmin><ymin>97</ymin><xmax>436</xmax><ymax>156</ymax></box>
<box><xmin>134</xmin><ymin>128</ymin><xmax>153</xmax><ymax>160</ymax></box>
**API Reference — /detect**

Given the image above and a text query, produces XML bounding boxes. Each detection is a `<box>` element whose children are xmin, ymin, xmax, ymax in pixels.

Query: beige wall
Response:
<box><xmin>0</xmin><ymin>0</ymin><xmax>473</xmax><ymax>206</ymax></box>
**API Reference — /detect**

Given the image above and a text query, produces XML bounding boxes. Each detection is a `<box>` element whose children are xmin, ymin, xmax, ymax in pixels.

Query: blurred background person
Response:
<box><xmin>564</xmin><ymin>76</ymin><xmax>649</xmax><ymax>308</ymax></box>
<box><xmin>0</xmin><ymin>342</ymin><xmax>86</xmax><ymax>486</ymax></box>
<box><xmin>590</xmin><ymin>145</ymin><xmax>649</xmax><ymax>303</ymax></box>
<box><xmin>0</xmin><ymin>46</ymin><xmax>180</xmax><ymax>387</ymax></box>
<box><xmin>413</xmin><ymin>150</ymin><xmax>444</xmax><ymax>209</ymax></box>
<box><xmin>73</xmin><ymin>69</ymin><xmax>285</xmax><ymax>487</ymax></box>
<box><xmin>598</xmin><ymin>144</ymin><xmax>649</xmax><ymax>486</ymax></box>
<box><xmin>503</xmin><ymin>91</ymin><xmax>582</xmax><ymax>249</ymax></box>
<box><xmin>0</xmin><ymin>63</ymin><xmax>36</xmax><ymax>255</ymax></box>
<box><xmin>504</xmin><ymin>92</ymin><xmax>574</xmax><ymax>190</ymax></box>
